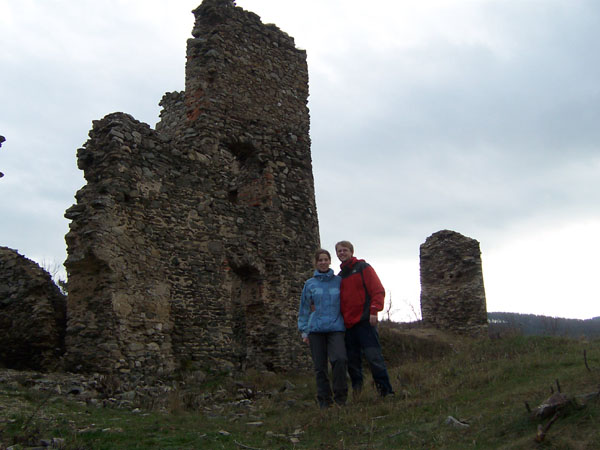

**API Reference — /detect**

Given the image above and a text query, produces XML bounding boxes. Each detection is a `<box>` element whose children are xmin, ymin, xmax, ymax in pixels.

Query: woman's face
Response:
<box><xmin>316</xmin><ymin>253</ymin><xmax>331</xmax><ymax>273</ymax></box>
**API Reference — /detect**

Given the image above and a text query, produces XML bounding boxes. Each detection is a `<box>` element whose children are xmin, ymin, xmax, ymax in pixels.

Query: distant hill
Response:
<box><xmin>488</xmin><ymin>312</ymin><xmax>600</xmax><ymax>338</ymax></box>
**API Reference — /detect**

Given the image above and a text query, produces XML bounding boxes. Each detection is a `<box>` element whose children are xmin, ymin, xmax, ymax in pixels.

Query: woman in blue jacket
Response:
<box><xmin>298</xmin><ymin>249</ymin><xmax>348</xmax><ymax>408</ymax></box>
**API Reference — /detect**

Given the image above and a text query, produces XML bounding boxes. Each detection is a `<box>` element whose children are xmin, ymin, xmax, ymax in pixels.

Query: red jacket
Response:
<box><xmin>338</xmin><ymin>257</ymin><xmax>385</xmax><ymax>328</ymax></box>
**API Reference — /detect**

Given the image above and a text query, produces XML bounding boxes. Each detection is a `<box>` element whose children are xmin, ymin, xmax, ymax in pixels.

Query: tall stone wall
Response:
<box><xmin>419</xmin><ymin>230</ymin><xmax>488</xmax><ymax>336</ymax></box>
<box><xmin>0</xmin><ymin>247</ymin><xmax>66</xmax><ymax>371</ymax></box>
<box><xmin>64</xmin><ymin>0</ymin><xmax>319</xmax><ymax>379</ymax></box>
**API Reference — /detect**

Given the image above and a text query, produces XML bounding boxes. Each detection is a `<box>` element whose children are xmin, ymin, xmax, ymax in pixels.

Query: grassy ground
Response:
<box><xmin>1</xmin><ymin>331</ymin><xmax>599</xmax><ymax>449</ymax></box>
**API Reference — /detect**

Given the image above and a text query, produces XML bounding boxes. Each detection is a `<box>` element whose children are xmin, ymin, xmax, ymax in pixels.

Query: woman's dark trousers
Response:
<box><xmin>309</xmin><ymin>331</ymin><xmax>348</xmax><ymax>407</ymax></box>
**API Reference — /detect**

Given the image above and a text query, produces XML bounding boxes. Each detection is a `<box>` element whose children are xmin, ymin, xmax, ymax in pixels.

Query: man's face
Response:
<box><xmin>336</xmin><ymin>245</ymin><xmax>353</xmax><ymax>263</ymax></box>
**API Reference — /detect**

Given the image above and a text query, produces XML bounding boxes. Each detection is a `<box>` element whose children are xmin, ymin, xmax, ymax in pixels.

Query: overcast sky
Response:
<box><xmin>1</xmin><ymin>0</ymin><xmax>599</xmax><ymax>321</ymax></box>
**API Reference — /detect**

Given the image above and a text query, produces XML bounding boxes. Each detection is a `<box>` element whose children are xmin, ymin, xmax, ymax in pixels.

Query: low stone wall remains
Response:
<box><xmin>0</xmin><ymin>247</ymin><xmax>66</xmax><ymax>371</ymax></box>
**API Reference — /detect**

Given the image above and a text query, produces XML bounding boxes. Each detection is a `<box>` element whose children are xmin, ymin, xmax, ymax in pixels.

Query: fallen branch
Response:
<box><xmin>576</xmin><ymin>390</ymin><xmax>600</xmax><ymax>403</ymax></box>
<box><xmin>532</xmin><ymin>392</ymin><xmax>570</xmax><ymax>419</ymax></box>
<box><xmin>234</xmin><ymin>440</ymin><xmax>264</xmax><ymax>450</ymax></box>
<box><xmin>527</xmin><ymin>379</ymin><xmax>599</xmax><ymax>443</ymax></box>
<box><xmin>584</xmin><ymin>349</ymin><xmax>592</xmax><ymax>372</ymax></box>
<box><xmin>535</xmin><ymin>411</ymin><xmax>561</xmax><ymax>442</ymax></box>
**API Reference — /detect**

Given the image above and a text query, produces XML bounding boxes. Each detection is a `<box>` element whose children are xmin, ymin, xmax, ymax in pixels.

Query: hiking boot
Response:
<box><xmin>375</xmin><ymin>382</ymin><xmax>395</xmax><ymax>398</ymax></box>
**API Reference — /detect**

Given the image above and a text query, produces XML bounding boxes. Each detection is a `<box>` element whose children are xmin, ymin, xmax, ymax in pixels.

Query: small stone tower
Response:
<box><xmin>64</xmin><ymin>0</ymin><xmax>319</xmax><ymax>378</ymax></box>
<box><xmin>419</xmin><ymin>230</ymin><xmax>488</xmax><ymax>336</ymax></box>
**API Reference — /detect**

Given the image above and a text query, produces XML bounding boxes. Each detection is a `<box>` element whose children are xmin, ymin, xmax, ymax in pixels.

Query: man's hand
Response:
<box><xmin>369</xmin><ymin>314</ymin><xmax>378</xmax><ymax>326</ymax></box>
<box><xmin>303</xmin><ymin>337</ymin><xmax>309</xmax><ymax>344</ymax></box>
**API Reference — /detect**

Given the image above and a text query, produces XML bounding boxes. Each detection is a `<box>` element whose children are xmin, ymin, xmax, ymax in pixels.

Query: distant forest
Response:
<box><xmin>488</xmin><ymin>312</ymin><xmax>600</xmax><ymax>338</ymax></box>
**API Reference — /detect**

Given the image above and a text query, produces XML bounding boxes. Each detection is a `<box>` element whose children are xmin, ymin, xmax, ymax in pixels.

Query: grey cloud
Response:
<box><xmin>310</xmin><ymin>0</ymin><xmax>600</xmax><ymax>260</ymax></box>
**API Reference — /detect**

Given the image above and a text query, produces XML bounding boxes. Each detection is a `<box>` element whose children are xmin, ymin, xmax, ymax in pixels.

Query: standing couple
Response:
<box><xmin>297</xmin><ymin>241</ymin><xmax>394</xmax><ymax>409</ymax></box>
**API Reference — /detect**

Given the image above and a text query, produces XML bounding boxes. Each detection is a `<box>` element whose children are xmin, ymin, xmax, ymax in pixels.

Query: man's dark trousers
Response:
<box><xmin>345</xmin><ymin>320</ymin><xmax>394</xmax><ymax>396</ymax></box>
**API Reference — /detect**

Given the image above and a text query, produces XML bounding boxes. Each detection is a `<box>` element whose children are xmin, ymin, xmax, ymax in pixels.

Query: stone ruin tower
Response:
<box><xmin>419</xmin><ymin>230</ymin><xmax>488</xmax><ymax>336</ymax></box>
<box><xmin>64</xmin><ymin>0</ymin><xmax>319</xmax><ymax>379</ymax></box>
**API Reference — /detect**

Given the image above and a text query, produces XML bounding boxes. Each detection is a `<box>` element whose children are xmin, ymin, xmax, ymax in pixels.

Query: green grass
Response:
<box><xmin>1</xmin><ymin>333</ymin><xmax>599</xmax><ymax>449</ymax></box>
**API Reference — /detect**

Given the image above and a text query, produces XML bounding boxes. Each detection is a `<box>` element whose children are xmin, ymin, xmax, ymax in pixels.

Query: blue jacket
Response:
<box><xmin>298</xmin><ymin>269</ymin><xmax>345</xmax><ymax>338</ymax></box>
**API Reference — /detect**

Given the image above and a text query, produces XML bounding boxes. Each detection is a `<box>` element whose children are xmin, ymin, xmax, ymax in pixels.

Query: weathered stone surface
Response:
<box><xmin>0</xmin><ymin>247</ymin><xmax>66</xmax><ymax>370</ymax></box>
<box><xmin>419</xmin><ymin>230</ymin><xmax>488</xmax><ymax>336</ymax></box>
<box><xmin>64</xmin><ymin>0</ymin><xmax>318</xmax><ymax>379</ymax></box>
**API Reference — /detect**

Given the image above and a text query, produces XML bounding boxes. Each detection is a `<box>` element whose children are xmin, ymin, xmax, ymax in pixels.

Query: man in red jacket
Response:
<box><xmin>336</xmin><ymin>240</ymin><xmax>394</xmax><ymax>398</ymax></box>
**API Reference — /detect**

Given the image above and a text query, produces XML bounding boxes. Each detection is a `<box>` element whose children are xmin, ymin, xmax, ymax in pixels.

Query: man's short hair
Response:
<box><xmin>335</xmin><ymin>240</ymin><xmax>354</xmax><ymax>254</ymax></box>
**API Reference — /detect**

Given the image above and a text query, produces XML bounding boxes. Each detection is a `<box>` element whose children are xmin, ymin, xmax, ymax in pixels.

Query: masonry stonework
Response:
<box><xmin>0</xmin><ymin>247</ymin><xmax>66</xmax><ymax>371</ymax></box>
<box><xmin>64</xmin><ymin>0</ymin><xmax>319</xmax><ymax>379</ymax></box>
<box><xmin>419</xmin><ymin>230</ymin><xmax>488</xmax><ymax>336</ymax></box>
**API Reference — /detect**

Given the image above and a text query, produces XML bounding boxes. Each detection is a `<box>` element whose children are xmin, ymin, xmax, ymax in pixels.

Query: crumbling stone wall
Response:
<box><xmin>64</xmin><ymin>0</ymin><xmax>319</xmax><ymax>379</ymax></box>
<box><xmin>0</xmin><ymin>247</ymin><xmax>66</xmax><ymax>370</ymax></box>
<box><xmin>420</xmin><ymin>230</ymin><xmax>488</xmax><ymax>336</ymax></box>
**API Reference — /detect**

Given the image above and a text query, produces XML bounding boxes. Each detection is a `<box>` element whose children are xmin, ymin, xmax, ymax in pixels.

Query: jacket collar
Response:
<box><xmin>340</xmin><ymin>257</ymin><xmax>358</xmax><ymax>271</ymax></box>
<box><xmin>314</xmin><ymin>268</ymin><xmax>334</xmax><ymax>279</ymax></box>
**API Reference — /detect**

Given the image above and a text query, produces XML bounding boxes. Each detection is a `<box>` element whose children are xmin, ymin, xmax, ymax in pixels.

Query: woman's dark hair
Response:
<box><xmin>314</xmin><ymin>248</ymin><xmax>331</xmax><ymax>263</ymax></box>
